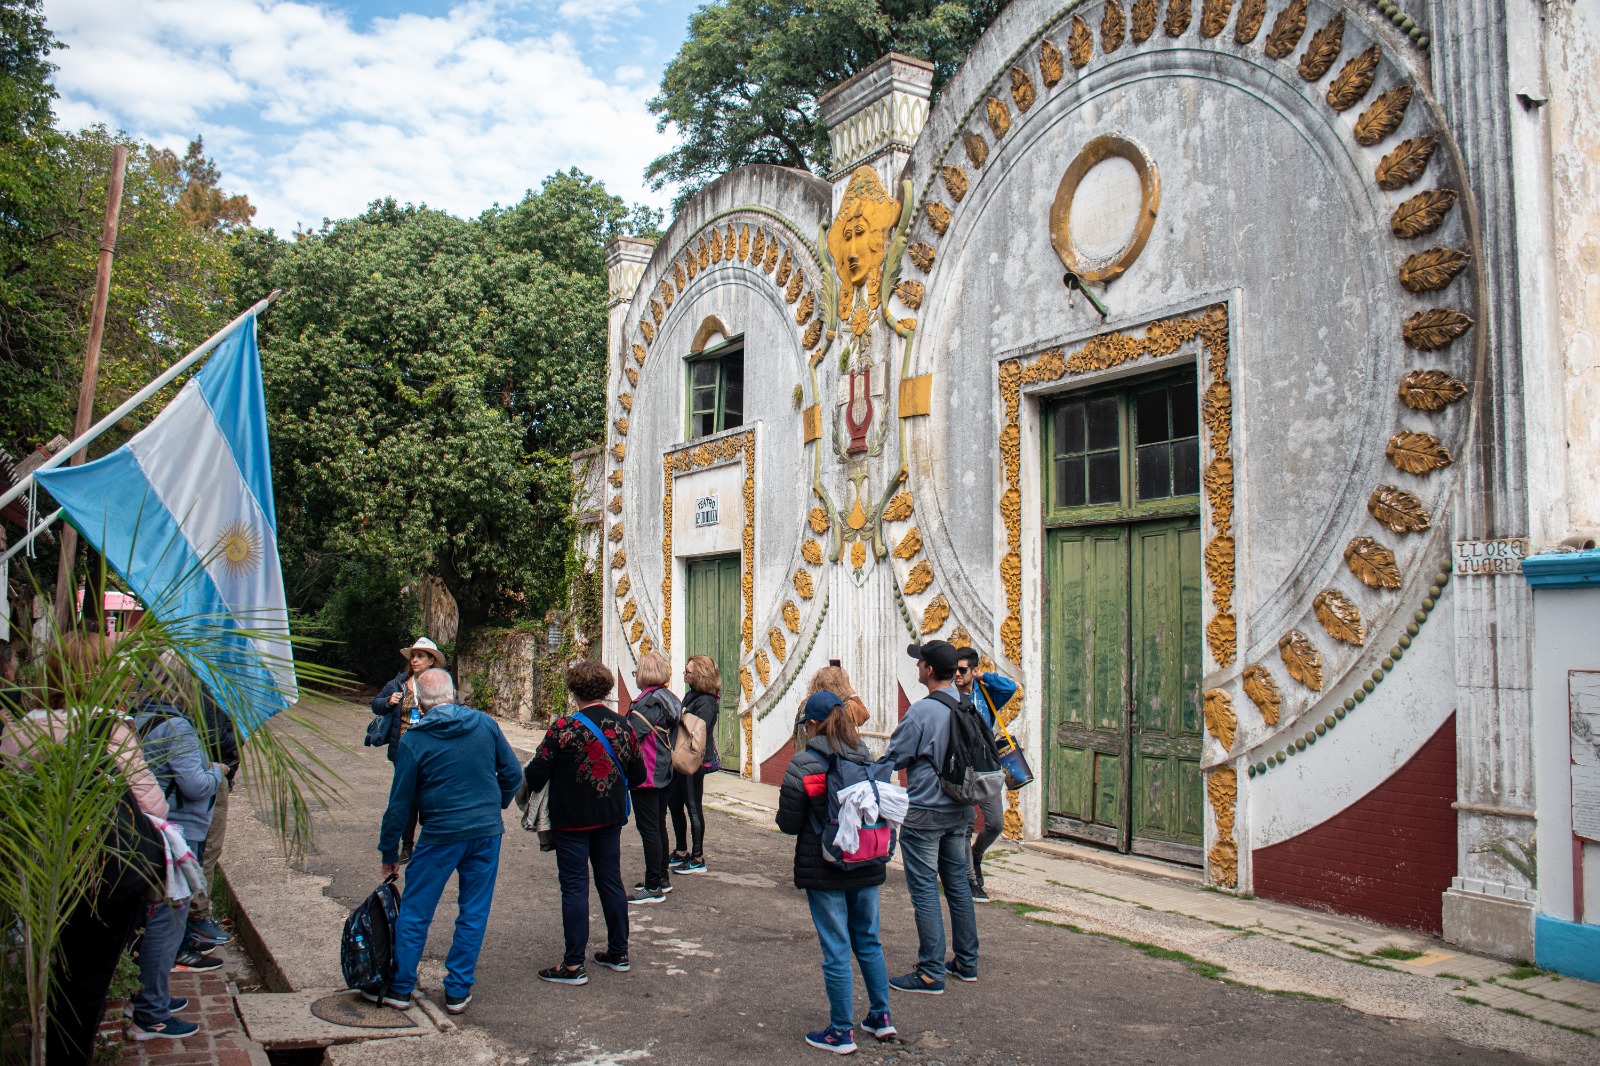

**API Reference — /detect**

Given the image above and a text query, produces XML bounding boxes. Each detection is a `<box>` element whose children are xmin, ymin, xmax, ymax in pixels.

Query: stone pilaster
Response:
<box><xmin>601</xmin><ymin>237</ymin><xmax>654</xmax><ymax>673</ymax></box>
<box><xmin>817</xmin><ymin>52</ymin><xmax>934</xmax><ymax>202</ymax></box>
<box><xmin>1426</xmin><ymin>0</ymin><xmax>1538</xmax><ymax>959</ymax></box>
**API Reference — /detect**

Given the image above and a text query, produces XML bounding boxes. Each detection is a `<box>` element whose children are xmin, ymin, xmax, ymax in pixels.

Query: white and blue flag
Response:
<box><xmin>37</xmin><ymin>317</ymin><xmax>295</xmax><ymax>727</ymax></box>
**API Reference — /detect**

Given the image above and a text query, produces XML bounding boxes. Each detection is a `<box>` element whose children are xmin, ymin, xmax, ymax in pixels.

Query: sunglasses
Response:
<box><xmin>954</xmin><ymin>665</ymin><xmax>973</xmax><ymax>674</ymax></box>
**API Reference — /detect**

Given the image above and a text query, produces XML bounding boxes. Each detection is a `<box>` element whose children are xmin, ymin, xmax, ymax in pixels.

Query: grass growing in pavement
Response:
<box><xmin>1502</xmin><ymin>966</ymin><xmax>1546</xmax><ymax>981</ymax></box>
<box><xmin>1372</xmin><ymin>947</ymin><xmax>1426</xmax><ymax>961</ymax></box>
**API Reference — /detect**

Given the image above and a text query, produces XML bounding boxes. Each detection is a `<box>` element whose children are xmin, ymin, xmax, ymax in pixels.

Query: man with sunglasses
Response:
<box><xmin>952</xmin><ymin>649</ymin><xmax>1017</xmax><ymax>903</ymax></box>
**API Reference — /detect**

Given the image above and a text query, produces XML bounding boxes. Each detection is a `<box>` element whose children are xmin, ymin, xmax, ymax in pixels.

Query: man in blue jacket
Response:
<box><xmin>954</xmin><ymin>648</ymin><xmax>1017</xmax><ymax>903</ymax></box>
<box><xmin>878</xmin><ymin>641</ymin><xmax>979</xmax><ymax>995</ymax></box>
<box><xmin>378</xmin><ymin>668</ymin><xmax>521</xmax><ymax>1015</ymax></box>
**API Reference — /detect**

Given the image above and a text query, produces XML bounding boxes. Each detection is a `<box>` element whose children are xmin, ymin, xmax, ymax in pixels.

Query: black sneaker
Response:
<box><xmin>669</xmin><ymin>850</ymin><xmax>688</xmax><ymax>866</ymax></box>
<box><xmin>672</xmin><ymin>857</ymin><xmax>707</xmax><ymax>874</ymax></box>
<box><xmin>628</xmin><ymin>886</ymin><xmax>667</xmax><ymax>906</ymax></box>
<box><xmin>171</xmin><ymin>947</ymin><xmax>223</xmax><ymax>972</ymax></box>
<box><xmin>593</xmin><ymin>951</ymin><xmax>630</xmax><ymax>972</ymax></box>
<box><xmin>380</xmin><ymin>991</ymin><xmax>411</xmax><ymax>1010</ymax></box>
<box><xmin>538</xmin><ymin>964</ymin><xmax>589</xmax><ymax>985</ymax></box>
<box><xmin>947</xmin><ymin>958</ymin><xmax>978</xmax><ymax>983</ymax></box>
<box><xmin>633</xmin><ymin>881</ymin><xmax>673</xmax><ymax>894</ymax></box>
<box><xmin>970</xmin><ymin>879</ymin><xmax>992</xmax><ymax>903</ymax></box>
<box><xmin>444</xmin><ymin>991</ymin><xmax>471</xmax><ymax>1014</ymax></box>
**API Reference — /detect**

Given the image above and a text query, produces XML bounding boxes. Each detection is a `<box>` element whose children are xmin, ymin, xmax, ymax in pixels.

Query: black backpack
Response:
<box><xmin>930</xmin><ymin>690</ymin><xmax>1005</xmax><ymax>804</ymax></box>
<box><xmin>341</xmin><ymin>876</ymin><xmax>402</xmax><ymax>997</ymax></box>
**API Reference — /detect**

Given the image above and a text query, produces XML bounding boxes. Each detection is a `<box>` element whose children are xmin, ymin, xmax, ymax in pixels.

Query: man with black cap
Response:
<box><xmin>878</xmin><ymin>640</ymin><xmax>978</xmax><ymax>994</ymax></box>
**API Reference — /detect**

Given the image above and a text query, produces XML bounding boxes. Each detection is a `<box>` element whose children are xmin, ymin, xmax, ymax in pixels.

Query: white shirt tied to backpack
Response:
<box><xmin>833</xmin><ymin>777</ymin><xmax>909</xmax><ymax>855</ymax></box>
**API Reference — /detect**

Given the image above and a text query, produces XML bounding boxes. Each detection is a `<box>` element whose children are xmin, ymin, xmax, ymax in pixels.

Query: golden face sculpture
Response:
<box><xmin>827</xmin><ymin>166</ymin><xmax>902</xmax><ymax>319</ymax></box>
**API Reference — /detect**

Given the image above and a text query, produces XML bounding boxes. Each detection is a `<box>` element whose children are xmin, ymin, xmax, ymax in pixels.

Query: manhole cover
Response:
<box><xmin>308</xmin><ymin>991</ymin><xmax>420</xmax><ymax>1029</ymax></box>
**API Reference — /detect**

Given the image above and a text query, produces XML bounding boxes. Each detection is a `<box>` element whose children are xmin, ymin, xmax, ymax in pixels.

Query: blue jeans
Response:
<box><xmin>806</xmin><ymin>887</ymin><xmax>890</xmax><ymax>1028</ymax></box>
<box><xmin>900</xmin><ymin>819</ymin><xmax>979</xmax><ymax>980</ymax></box>
<box><xmin>390</xmin><ymin>834</ymin><xmax>501</xmax><ymax>999</ymax></box>
<box><xmin>132</xmin><ymin>836</ymin><xmax>204</xmax><ymax>1026</ymax></box>
<box><xmin>552</xmin><ymin>825</ymin><xmax>629</xmax><ymax>966</ymax></box>
<box><xmin>131</xmin><ymin>897</ymin><xmax>188</xmax><ymax>1026</ymax></box>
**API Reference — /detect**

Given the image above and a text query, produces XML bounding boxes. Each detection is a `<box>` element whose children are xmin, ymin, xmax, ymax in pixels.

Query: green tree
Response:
<box><xmin>254</xmin><ymin>172</ymin><xmax>653</xmax><ymax>652</ymax></box>
<box><xmin>647</xmin><ymin>0</ymin><xmax>1005</xmax><ymax>204</ymax></box>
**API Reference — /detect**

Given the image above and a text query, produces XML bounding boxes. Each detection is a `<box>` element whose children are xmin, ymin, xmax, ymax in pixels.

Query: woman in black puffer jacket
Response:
<box><xmin>776</xmin><ymin>690</ymin><xmax>894</xmax><ymax>1053</ymax></box>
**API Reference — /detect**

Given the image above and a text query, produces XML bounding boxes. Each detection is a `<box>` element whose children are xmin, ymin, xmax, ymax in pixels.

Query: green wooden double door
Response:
<box><xmin>684</xmin><ymin>553</ymin><xmax>743</xmax><ymax>768</ymax></box>
<box><xmin>1041</xmin><ymin>374</ymin><xmax>1204</xmax><ymax>863</ymax></box>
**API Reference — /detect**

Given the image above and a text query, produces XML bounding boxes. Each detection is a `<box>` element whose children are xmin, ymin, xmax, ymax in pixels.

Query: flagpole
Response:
<box><xmin>0</xmin><ymin>290</ymin><xmax>282</xmax><ymax>515</ymax></box>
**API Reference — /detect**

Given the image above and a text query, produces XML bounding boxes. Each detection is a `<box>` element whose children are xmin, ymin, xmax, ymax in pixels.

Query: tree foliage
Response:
<box><xmin>648</xmin><ymin>0</ymin><xmax>1005</xmax><ymax>204</ymax></box>
<box><xmin>251</xmin><ymin>170</ymin><xmax>656</xmax><ymax>652</ymax></box>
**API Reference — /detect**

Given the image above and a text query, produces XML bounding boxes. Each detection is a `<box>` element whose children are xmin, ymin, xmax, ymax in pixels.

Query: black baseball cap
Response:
<box><xmin>907</xmin><ymin>640</ymin><xmax>961</xmax><ymax>674</ymax></box>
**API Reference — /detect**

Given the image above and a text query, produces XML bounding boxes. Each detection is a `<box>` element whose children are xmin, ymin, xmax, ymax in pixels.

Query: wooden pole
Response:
<box><xmin>54</xmin><ymin>144</ymin><xmax>127</xmax><ymax>635</ymax></box>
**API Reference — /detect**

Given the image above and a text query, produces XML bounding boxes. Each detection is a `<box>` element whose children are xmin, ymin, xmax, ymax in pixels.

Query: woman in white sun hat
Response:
<box><xmin>371</xmin><ymin>637</ymin><xmax>448</xmax><ymax>863</ymax></box>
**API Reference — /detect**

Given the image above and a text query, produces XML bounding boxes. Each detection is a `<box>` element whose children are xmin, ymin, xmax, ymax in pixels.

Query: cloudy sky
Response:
<box><xmin>43</xmin><ymin>0</ymin><xmax>701</xmax><ymax>232</ymax></box>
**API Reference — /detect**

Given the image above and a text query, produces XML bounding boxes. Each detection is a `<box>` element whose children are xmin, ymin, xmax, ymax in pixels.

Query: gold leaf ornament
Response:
<box><xmin>904</xmin><ymin>560</ymin><xmax>935</xmax><ymax>595</ymax></box>
<box><xmin>1207</xmin><ymin>613</ymin><xmax>1237</xmax><ymax>666</ymax></box>
<box><xmin>1390</xmin><ymin>187</ymin><xmax>1457</xmax><ymax>239</ymax></box>
<box><xmin>925</xmin><ymin>203</ymin><xmax>952</xmax><ymax>236</ymax></box>
<box><xmin>1164</xmin><ymin>0</ymin><xmax>1193</xmax><ymax>37</ymax></box>
<box><xmin>794</xmin><ymin>569</ymin><xmax>814</xmax><ymax>599</ymax></box>
<box><xmin>782</xmin><ymin>600</ymin><xmax>802</xmax><ymax>634</ymax></box>
<box><xmin>1039</xmin><ymin>38</ymin><xmax>1065</xmax><ymax>87</ymax></box>
<box><xmin>1326</xmin><ymin>44</ymin><xmax>1379</xmax><ymax>111</ymax></box>
<box><xmin>940</xmin><ymin>165</ymin><xmax>969</xmax><ymax>202</ymax></box>
<box><xmin>908</xmin><ymin>243</ymin><xmax>936</xmax><ymax>272</ymax></box>
<box><xmin>795</xmin><ymin>289</ymin><xmax>815</xmax><ymax>324</ymax></box>
<box><xmin>1376</xmin><ymin>136</ymin><xmax>1438</xmax><ymax>190</ymax></box>
<box><xmin>1399</xmin><ymin>369</ymin><xmax>1469</xmax><ymax>412</ymax></box>
<box><xmin>1068</xmin><ymin>15</ymin><xmax>1094</xmax><ymax>68</ymax></box>
<box><xmin>750</xmin><ymin>228</ymin><xmax>766</xmax><ymax>267</ymax></box>
<box><xmin>1203</xmin><ymin>689</ymin><xmax>1237</xmax><ymax>749</ymax></box>
<box><xmin>1278</xmin><ymin>630</ymin><xmax>1324</xmax><ymax>691</ymax></box>
<box><xmin>1102</xmin><ymin>0</ymin><xmax>1127</xmax><ymax>51</ymax></box>
<box><xmin>769</xmin><ymin>627</ymin><xmax>787</xmax><ymax>664</ymax></box>
<box><xmin>1398</xmin><ymin>248</ymin><xmax>1472</xmax><ymax>294</ymax></box>
<box><xmin>985</xmin><ymin>96</ymin><xmax>1011</xmax><ymax>139</ymax></box>
<box><xmin>1234</xmin><ymin>0</ymin><xmax>1266</xmax><ymax>43</ymax></box>
<box><xmin>1296</xmin><ymin>11</ymin><xmax>1343</xmax><ymax>81</ymax></box>
<box><xmin>962</xmin><ymin>130</ymin><xmax>988</xmax><ymax>168</ymax></box>
<box><xmin>882</xmin><ymin>492</ymin><xmax>914</xmax><ymax>522</ymax></box>
<box><xmin>1241</xmin><ymin>664</ymin><xmax>1281</xmax><ymax>726</ymax></box>
<box><xmin>1403</xmin><ymin>308</ymin><xmax>1474</xmax><ymax>351</ymax></box>
<box><xmin>920</xmin><ymin>594</ymin><xmax>951</xmax><ymax>635</ymax></box>
<box><xmin>1313</xmin><ymin>588</ymin><xmax>1365</xmax><ymax>646</ymax></box>
<box><xmin>1386</xmin><ymin>430</ymin><xmax>1454</xmax><ymax>475</ymax></box>
<box><xmin>893</xmin><ymin>527</ymin><xmax>923</xmax><ymax>559</ymax></box>
<box><xmin>894</xmin><ymin>280</ymin><xmax>925</xmax><ymax>309</ymax></box>
<box><xmin>1368</xmin><ymin>484</ymin><xmax>1432</xmax><ymax>534</ymax></box>
<box><xmin>1345</xmin><ymin>536</ymin><xmax>1402</xmax><ymax>590</ymax></box>
<box><xmin>1262</xmin><ymin>0</ymin><xmax>1307</xmax><ymax>60</ymax></box>
<box><xmin>801</xmin><ymin>539</ymin><xmax>824</xmax><ymax>566</ymax></box>
<box><xmin>802</xmin><ymin>318</ymin><xmax>823</xmax><ymax>349</ymax></box>
<box><xmin>754</xmin><ymin>650</ymin><xmax>770</xmax><ymax>686</ymax></box>
<box><xmin>1010</xmin><ymin>66</ymin><xmax>1036</xmax><ymax>112</ymax></box>
<box><xmin>1131</xmin><ymin>0</ymin><xmax>1159</xmax><ymax>42</ymax></box>
<box><xmin>1353</xmin><ymin>84</ymin><xmax>1413</xmax><ymax>145</ymax></box>
<box><xmin>614</xmin><ymin>573</ymin><xmax>631</xmax><ymax>598</ymax></box>
<box><xmin>808</xmin><ymin>506</ymin><xmax>831</xmax><ymax>533</ymax></box>
<box><xmin>1200</xmin><ymin>0</ymin><xmax>1233</xmax><ymax>38</ymax></box>
<box><xmin>776</xmin><ymin>249</ymin><xmax>793</xmax><ymax>287</ymax></box>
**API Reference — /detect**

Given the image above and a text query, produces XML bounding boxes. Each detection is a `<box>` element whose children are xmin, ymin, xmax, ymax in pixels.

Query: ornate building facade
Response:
<box><xmin>598</xmin><ymin>0</ymin><xmax>1599</xmax><ymax>973</ymax></box>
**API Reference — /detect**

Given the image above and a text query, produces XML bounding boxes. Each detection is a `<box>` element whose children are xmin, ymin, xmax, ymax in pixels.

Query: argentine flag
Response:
<box><xmin>37</xmin><ymin>316</ymin><xmax>295</xmax><ymax>728</ymax></box>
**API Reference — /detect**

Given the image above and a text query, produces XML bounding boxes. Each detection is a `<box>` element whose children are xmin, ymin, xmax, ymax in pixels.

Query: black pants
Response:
<box><xmin>631</xmin><ymin>787</ymin><xmax>671</xmax><ymax>889</ymax></box>
<box><xmin>552</xmin><ymin>825</ymin><xmax>628</xmax><ymax>966</ymax></box>
<box><xmin>47</xmin><ymin>859</ymin><xmax>148</xmax><ymax>1065</ymax></box>
<box><xmin>667</xmin><ymin>771</ymin><xmax>706</xmax><ymax>858</ymax></box>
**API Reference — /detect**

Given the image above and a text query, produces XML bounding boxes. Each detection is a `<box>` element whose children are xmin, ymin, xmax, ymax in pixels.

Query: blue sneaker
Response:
<box><xmin>188</xmin><ymin>917</ymin><xmax>233</xmax><ymax>945</ymax></box>
<box><xmin>804</xmin><ymin>1025</ymin><xmax>857</xmax><ymax>1054</ymax></box>
<box><xmin>889</xmin><ymin>971</ymin><xmax>944</xmax><ymax>995</ymax></box>
<box><xmin>860</xmin><ymin>1010</ymin><xmax>895</xmax><ymax>1039</ymax></box>
<box><xmin>129</xmin><ymin>1016</ymin><xmax>199</xmax><ymax>1041</ymax></box>
<box><xmin>947</xmin><ymin>958</ymin><xmax>978</xmax><ymax>982</ymax></box>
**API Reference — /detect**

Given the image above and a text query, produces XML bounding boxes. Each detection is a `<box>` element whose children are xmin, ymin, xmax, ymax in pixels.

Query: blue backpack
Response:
<box><xmin>341</xmin><ymin>876</ymin><xmax>402</xmax><ymax>997</ymax></box>
<box><xmin>809</xmin><ymin>752</ymin><xmax>895</xmax><ymax>871</ymax></box>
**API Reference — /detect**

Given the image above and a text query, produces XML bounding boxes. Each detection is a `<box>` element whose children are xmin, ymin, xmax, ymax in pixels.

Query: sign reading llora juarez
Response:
<box><xmin>1453</xmin><ymin>537</ymin><xmax>1529</xmax><ymax>576</ymax></box>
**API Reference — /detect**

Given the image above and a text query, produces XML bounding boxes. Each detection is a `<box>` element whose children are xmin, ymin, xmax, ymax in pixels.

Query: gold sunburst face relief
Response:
<box><xmin>1050</xmin><ymin>134</ymin><xmax>1161</xmax><ymax>283</ymax></box>
<box><xmin>214</xmin><ymin>520</ymin><xmax>264</xmax><ymax>578</ymax></box>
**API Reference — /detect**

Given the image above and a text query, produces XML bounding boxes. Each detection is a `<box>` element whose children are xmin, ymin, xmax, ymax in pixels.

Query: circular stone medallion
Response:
<box><xmin>1050</xmin><ymin>134</ymin><xmax>1160</xmax><ymax>282</ymax></box>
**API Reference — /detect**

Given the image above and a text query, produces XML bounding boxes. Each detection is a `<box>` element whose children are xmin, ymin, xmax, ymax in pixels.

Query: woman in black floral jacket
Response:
<box><xmin>523</xmin><ymin>661</ymin><xmax>645</xmax><ymax>985</ymax></box>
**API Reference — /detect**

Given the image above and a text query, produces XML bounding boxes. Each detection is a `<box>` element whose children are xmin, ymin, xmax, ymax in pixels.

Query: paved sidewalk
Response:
<box><xmin>116</xmin><ymin>964</ymin><xmax>266</xmax><ymax>1066</ymax></box>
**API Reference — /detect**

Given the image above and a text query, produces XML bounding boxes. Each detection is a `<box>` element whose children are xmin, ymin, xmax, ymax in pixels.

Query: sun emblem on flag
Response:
<box><xmin>215</xmin><ymin>520</ymin><xmax>263</xmax><ymax>578</ymax></box>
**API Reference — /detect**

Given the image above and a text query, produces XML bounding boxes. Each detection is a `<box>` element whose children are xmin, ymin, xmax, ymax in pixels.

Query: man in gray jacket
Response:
<box><xmin>878</xmin><ymin>641</ymin><xmax>978</xmax><ymax>994</ymax></box>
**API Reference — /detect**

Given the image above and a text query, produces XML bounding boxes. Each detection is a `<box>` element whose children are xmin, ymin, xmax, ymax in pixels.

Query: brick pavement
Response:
<box><xmin>115</xmin><ymin>962</ymin><xmax>263</xmax><ymax>1066</ymax></box>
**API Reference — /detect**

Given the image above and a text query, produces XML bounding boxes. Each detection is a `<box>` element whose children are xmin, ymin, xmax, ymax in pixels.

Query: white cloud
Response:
<box><xmin>556</xmin><ymin>0</ymin><xmax>641</xmax><ymax>27</ymax></box>
<box><xmin>42</xmin><ymin>0</ymin><xmax>677</xmax><ymax>231</ymax></box>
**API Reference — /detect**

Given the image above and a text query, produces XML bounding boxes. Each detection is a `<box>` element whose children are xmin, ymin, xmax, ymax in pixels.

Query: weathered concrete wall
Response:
<box><xmin>456</xmin><ymin>627</ymin><xmax>540</xmax><ymax>723</ymax></box>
